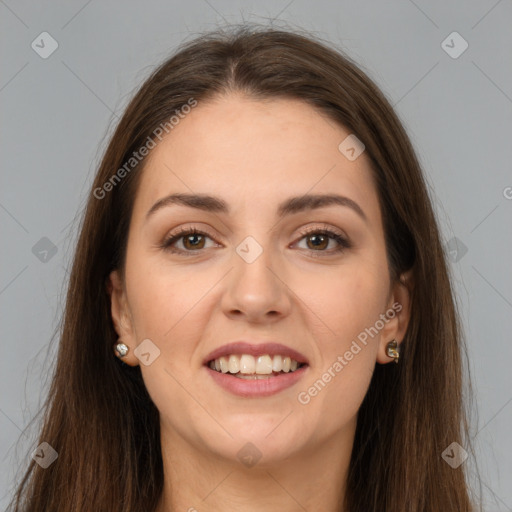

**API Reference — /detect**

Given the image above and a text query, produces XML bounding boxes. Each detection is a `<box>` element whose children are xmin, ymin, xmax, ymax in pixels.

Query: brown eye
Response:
<box><xmin>161</xmin><ymin>228</ymin><xmax>217</xmax><ymax>255</ymax></box>
<box><xmin>305</xmin><ymin>233</ymin><xmax>330</xmax><ymax>250</ymax></box>
<box><xmin>295</xmin><ymin>228</ymin><xmax>351</xmax><ymax>256</ymax></box>
<box><xmin>182</xmin><ymin>233</ymin><xmax>206</xmax><ymax>250</ymax></box>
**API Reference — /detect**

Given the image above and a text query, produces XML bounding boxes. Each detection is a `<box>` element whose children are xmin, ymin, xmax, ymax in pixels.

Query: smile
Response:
<box><xmin>205</xmin><ymin>357</ymin><xmax>308</xmax><ymax>397</ymax></box>
<box><xmin>208</xmin><ymin>354</ymin><xmax>305</xmax><ymax>378</ymax></box>
<box><xmin>203</xmin><ymin>341</ymin><xmax>309</xmax><ymax>397</ymax></box>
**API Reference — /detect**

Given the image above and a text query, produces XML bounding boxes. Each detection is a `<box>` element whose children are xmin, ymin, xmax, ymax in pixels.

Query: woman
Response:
<box><xmin>8</xmin><ymin>25</ymin><xmax>478</xmax><ymax>511</ymax></box>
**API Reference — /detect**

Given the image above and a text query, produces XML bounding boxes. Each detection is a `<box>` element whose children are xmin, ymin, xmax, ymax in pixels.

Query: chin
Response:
<box><xmin>202</xmin><ymin>414</ymin><xmax>308</xmax><ymax>466</ymax></box>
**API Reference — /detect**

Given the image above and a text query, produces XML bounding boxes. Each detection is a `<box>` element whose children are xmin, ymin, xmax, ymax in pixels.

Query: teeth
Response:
<box><xmin>219</xmin><ymin>356</ymin><xmax>229</xmax><ymax>373</ymax></box>
<box><xmin>240</xmin><ymin>354</ymin><xmax>255</xmax><ymax>374</ymax></box>
<box><xmin>272</xmin><ymin>355</ymin><xmax>282</xmax><ymax>372</ymax></box>
<box><xmin>209</xmin><ymin>354</ymin><xmax>303</xmax><ymax>375</ymax></box>
<box><xmin>228</xmin><ymin>355</ymin><xmax>239</xmax><ymax>373</ymax></box>
<box><xmin>256</xmin><ymin>355</ymin><xmax>273</xmax><ymax>374</ymax></box>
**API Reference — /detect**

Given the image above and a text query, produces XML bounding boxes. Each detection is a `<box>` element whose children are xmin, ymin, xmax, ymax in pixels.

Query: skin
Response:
<box><xmin>108</xmin><ymin>93</ymin><xmax>412</xmax><ymax>512</ymax></box>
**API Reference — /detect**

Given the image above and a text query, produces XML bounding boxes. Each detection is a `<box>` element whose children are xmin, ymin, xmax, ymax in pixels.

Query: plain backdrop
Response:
<box><xmin>1</xmin><ymin>1</ymin><xmax>511</xmax><ymax>510</ymax></box>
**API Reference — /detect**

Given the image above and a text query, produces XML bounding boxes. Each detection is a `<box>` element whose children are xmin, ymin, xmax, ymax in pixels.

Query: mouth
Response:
<box><xmin>203</xmin><ymin>341</ymin><xmax>309</xmax><ymax>397</ymax></box>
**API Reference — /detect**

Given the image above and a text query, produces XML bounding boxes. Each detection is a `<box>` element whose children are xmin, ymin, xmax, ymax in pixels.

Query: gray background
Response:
<box><xmin>1</xmin><ymin>0</ymin><xmax>511</xmax><ymax>510</ymax></box>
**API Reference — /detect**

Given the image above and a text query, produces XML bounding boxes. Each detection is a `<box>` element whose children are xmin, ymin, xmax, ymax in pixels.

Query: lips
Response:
<box><xmin>203</xmin><ymin>341</ymin><xmax>309</xmax><ymax>366</ymax></box>
<box><xmin>203</xmin><ymin>341</ymin><xmax>309</xmax><ymax>397</ymax></box>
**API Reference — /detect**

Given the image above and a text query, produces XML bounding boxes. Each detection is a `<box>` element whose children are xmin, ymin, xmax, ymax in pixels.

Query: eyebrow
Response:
<box><xmin>145</xmin><ymin>192</ymin><xmax>367</xmax><ymax>223</ymax></box>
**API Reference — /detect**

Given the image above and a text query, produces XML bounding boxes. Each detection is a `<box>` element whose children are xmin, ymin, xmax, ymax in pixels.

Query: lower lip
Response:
<box><xmin>206</xmin><ymin>365</ymin><xmax>308</xmax><ymax>397</ymax></box>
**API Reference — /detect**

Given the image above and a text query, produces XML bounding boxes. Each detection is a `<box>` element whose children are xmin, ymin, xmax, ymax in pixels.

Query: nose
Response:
<box><xmin>221</xmin><ymin>243</ymin><xmax>292</xmax><ymax>324</ymax></box>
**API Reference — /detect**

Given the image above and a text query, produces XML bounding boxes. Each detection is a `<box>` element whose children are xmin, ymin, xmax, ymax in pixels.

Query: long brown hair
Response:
<box><xmin>8</xmin><ymin>25</ymin><xmax>479</xmax><ymax>511</ymax></box>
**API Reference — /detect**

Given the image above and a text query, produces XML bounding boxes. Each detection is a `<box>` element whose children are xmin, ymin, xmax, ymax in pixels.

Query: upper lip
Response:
<box><xmin>203</xmin><ymin>341</ymin><xmax>309</xmax><ymax>366</ymax></box>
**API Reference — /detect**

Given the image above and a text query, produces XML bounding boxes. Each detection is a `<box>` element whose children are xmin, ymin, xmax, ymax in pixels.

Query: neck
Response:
<box><xmin>155</xmin><ymin>423</ymin><xmax>354</xmax><ymax>512</ymax></box>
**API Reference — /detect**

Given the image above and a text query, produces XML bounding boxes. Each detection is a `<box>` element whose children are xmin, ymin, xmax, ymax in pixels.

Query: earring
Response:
<box><xmin>386</xmin><ymin>340</ymin><xmax>400</xmax><ymax>364</ymax></box>
<box><xmin>115</xmin><ymin>342</ymin><xmax>129</xmax><ymax>358</ymax></box>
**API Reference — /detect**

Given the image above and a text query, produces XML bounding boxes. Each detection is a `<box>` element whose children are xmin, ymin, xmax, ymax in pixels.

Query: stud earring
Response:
<box><xmin>386</xmin><ymin>339</ymin><xmax>400</xmax><ymax>364</ymax></box>
<box><xmin>115</xmin><ymin>342</ymin><xmax>129</xmax><ymax>359</ymax></box>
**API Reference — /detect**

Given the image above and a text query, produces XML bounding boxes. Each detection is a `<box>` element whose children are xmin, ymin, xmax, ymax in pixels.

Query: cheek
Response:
<box><xmin>125</xmin><ymin>263</ymin><xmax>216</xmax><ymax>433</ymax></box>
<box><xmin>300</xmin><ymin>261</ymin><xmax>389</xmax><ymax>344</ymax></box>
<box><xmin>125</xmin><ymin>258</ymin><xmax>211</xmax><ymax>342</ymax></box>
<box><xmin>293</xmin><ymin>262</ymin><xmax>386</xmax><ymax>419</ymax></box>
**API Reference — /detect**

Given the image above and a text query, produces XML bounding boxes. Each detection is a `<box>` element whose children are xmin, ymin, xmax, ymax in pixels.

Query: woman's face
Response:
<box><xmin>109</xmin><ymin>93</ymin><xmax>410</xmax><ymax>466</ymax></box>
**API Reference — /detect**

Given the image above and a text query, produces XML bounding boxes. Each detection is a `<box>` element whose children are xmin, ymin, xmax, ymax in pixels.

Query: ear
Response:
<box><xmin>107</xmin><ymin>270</ymin><xmax>139</xmax><ymax>367</ymax></box>
<box><xmin>376</xmin><ymin>269</ymin><xmax>414</xmax><ymax>365</ymax></box>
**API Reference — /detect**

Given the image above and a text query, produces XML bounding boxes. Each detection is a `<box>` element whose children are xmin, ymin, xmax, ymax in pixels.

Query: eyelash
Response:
<box><xmin>160</xmin><ymin>225</ymin><xmax>351</xmax><ymax>257</ymax></box>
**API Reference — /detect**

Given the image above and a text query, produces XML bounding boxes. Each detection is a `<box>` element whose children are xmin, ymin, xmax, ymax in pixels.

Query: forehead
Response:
<box><xmin>133</xmin><ymin>94</ymin><xmax>380</xmax><ymax>221</ymax></box>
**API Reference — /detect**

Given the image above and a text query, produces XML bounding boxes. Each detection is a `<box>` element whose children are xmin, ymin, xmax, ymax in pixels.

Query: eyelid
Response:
<box><xmin>294</xmin><ymin>223</ymin><xmax>348</xmax><ymax>240</ymax></box>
